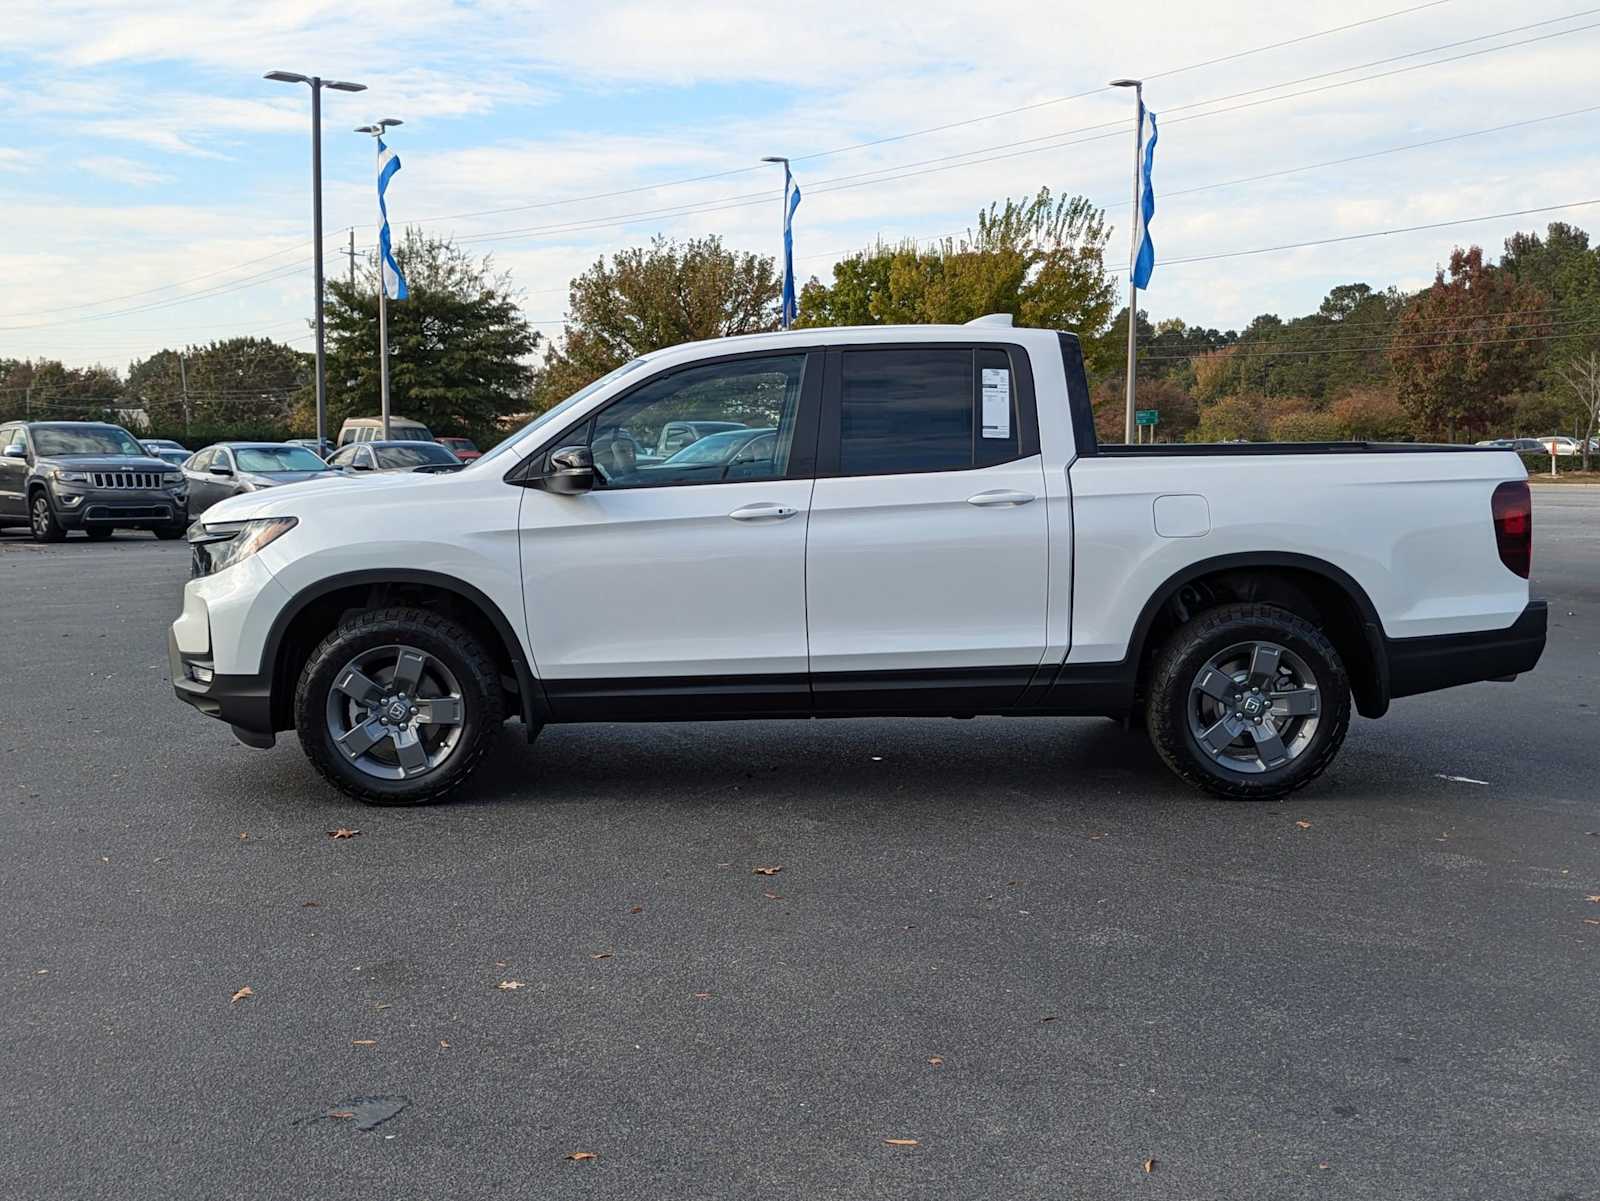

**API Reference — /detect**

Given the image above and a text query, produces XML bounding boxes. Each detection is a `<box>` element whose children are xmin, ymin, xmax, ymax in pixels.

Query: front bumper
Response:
<box><xmin>169</xmin><ymin>628</ymin><xmax>276</xmax><ymax>748</ymax></box>
<box><xmin>1386</xmin><ymin>599</ymin><xmax>1548</xmax><ymax>700</ymax></box>
<box><xmin>51</xmin><ymin>485</ymin><xmax>186</xmax><ymax>529</ymax></box>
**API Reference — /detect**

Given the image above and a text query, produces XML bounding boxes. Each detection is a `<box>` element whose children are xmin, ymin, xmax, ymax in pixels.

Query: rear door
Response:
<box><xmin>805</xmin><ymin>343</ymin><xmax>1049</xmax><ymax>711</ymax></box>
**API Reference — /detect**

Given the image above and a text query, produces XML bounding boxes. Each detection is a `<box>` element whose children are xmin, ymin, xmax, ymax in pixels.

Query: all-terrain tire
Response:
<box><xmin>1146</xmin><ymin>602</ymin><xmax>1351</xmax><ymax>801</ymax></box>
<box><xmin>294</xmin><ymin>606</ymin><xmax>505</xmax><ymax>805</ymax></box>
<box><xmin>29</xmin><ymin>491</ymin><xmax>66</xmax><ymax>543</ymax></box>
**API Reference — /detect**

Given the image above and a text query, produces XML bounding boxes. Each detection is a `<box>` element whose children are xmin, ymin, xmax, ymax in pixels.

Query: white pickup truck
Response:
<box><xmin>170</xmin><ymin>318</ymin><xmax>1545</xmax><ymax>804</ymax></box>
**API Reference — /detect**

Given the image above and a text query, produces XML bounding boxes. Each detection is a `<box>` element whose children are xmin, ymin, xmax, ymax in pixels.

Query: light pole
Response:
<box><xmin>1110</xmin><ymin>78</ymin><xmax>1142</xmax><ymax>445</ymax></box>
<box><xmin>761</xmin><ymin>155</ymin><xmax>796</xmax><ymax>330</ymax></box>
<box><xmin>265</xmin><ymin>70</ymin><xmax>367</xmax><ymax>452</ymax></box>
<box><xmin>356</xmin><ymin>119</ymin><xmax>403</xmax><ymax>440</ymax></box>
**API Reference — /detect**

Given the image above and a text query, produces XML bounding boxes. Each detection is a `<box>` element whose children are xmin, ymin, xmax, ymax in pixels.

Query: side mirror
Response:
<box><xmin>209</xmin><ymin>464</ymin><xmax>233</xmax><ymax>477</ymax></box>
<box><xmin>352</xmin><ymin>461</ymin><xmax>372</xmax><ymax>472</ymax></box>
<box><xmin>3</xmin><ymin>445</ymin><xmax>23</xmax><ymax>458</ymax></box>
<box><xmin>542</xmin><ymin>445</ymin><xmax>595</xmax><ymax>494</ymax></box>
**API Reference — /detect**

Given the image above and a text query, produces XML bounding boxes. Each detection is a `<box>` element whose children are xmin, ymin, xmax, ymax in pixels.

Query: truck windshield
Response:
<box><xmin>31</xmin><ymin>426</ymin><xmax>145</xmax><ymax>457</ymax></box>
<box><xmin>467</xmin><ymin>357</ymin><xmax>648</xmax><ymax>471</ymax></box>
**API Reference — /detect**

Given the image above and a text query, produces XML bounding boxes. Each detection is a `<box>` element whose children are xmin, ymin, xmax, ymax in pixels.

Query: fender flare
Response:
<box><xmin>263</xmin><ymin>568</ymin><xmax>549</xmax><ymax>731</ymax></box>
<box><xmin>1122</xmin><ymin>551</ymin><xmax>1390</xmax><ymax>718</ymax></box>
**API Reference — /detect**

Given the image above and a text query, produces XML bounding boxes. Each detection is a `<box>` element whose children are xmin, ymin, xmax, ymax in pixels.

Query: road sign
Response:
<box><xmin>1135</xmin><ymin>409</ymin><xmax>1159</xmax><ymax>426</ymax></box>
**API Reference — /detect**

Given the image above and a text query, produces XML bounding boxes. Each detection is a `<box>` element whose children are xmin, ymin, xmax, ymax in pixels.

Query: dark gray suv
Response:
<box><xmin>0</xmin><ymin>421</ymin><xmax>189</xmax><ymax>542</ymax></box>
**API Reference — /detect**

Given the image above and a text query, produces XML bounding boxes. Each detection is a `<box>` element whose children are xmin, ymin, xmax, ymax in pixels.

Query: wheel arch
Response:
<box><xmin>263</xmin><ymin>569</ymin><xmax>548</xmax><ymax>734</ymax></box>
<box><xmin>1128</xmin><ymin>552</ymin><xmax>1389</xmax><ymax>719</ymax></box>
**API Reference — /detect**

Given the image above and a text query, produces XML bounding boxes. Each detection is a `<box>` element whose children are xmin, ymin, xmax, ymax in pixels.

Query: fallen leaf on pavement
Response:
<box><xmin>1584</xmin><ymin>919</ymin><xmax>1600</xmax><ymax>926</ymax></box>
<box><xmin>629</xmin><ymin>906</ymin><xmax>643</xmax><ymax>914</ymax></box>
<box><xmin>565</xmin><ymin>1152</ymin><xmax>597</xmax><ymax>1162</ymax></box>
<box><xmin>352</xmin><ymin>1039</ymin><xmax>376</xmax><ymax>1046</ymax></box>
<box><xmin>439</xmin><ymin>1040</ymin><xmax>451</xmax><ymax>1048</ymax></box>
<box><xmin>230</xmin><ymin>987</ymin><xmax>253</xmax><ymax>1004</ymax></box>
<box><xmin>1295</xmin><ymin>820</ymin><xmax>1313</xmax><ymax>829</ymax></box>
<box><xmin>238</xmin><ymin>833</ymin><xmax>249</xmax><ymax>840</ymax></box>
<box><xmin>753</xmin><ymin>865</ymin><xmax>782</xmax><ymax>876</ymax></box>
<box><xmin>692</xmin><ymin>992</ymin><xmax>712</xmax><ymax>1000</ymax></box>
<box><xmin>1143</xmin><ymin>1158</ymin><xmax>1157</xmax><ymax>1174</ymax></box>
<box><xmin>1040</xmin><ymin>1015</ymin><xmax>1058</xmax><ymax>1023</ymax></box>
<box><xmin>374</xmin><ymin>1003</ymin><xmax>390</xmax><ymax>1010</ymax></box>
<box><xmin>328</xmin><ymin>1111</ymin><xmax>355</xmax><ymax>1120</ymax></box>
<box><xmin>496</xmin><ymin>980</ymin><xmax>526</xmax><ymax>990</ymax></box>
<box><xmin>1318</xmin><ymin>1162</ymin><xmax>1330</xmax><ymax>1170</ymax></box>
<box><xmin>591</xmin><ymin>953</ymin><xmax>613</xmax><ymax>960</ymax></box>
<box><xmin>928</xmin><ymin>1057</ymin><xmax>944</xmax><ymax>1067</ymax></box>
<box><xmin>763</xmin><ymin>891</ymin><xmax>782</xmax><ymax>900</ymax></box>
<box><xmin>884</xmin><ymin>1139</ymin><xmax>919</xmax><ymax>1147</ymax></box>
<box><xmin>302</xmin><ymin>900</ymin><xmax>320</xmax><ymax>908</ymax></box>
<box><xmin>1586</xmin><ymin>895</ymin><xmax>1600</xmax><ymax>903</ymax></box>
<box><xmin>1088</xmin><ymin>833</ymin><xmax>1108</xmax><ymax>840</ymax></box>
<box><xmin>327</xmin><ymin>828</ymin><xmax>361</xmax><ymax>840</ymax></box>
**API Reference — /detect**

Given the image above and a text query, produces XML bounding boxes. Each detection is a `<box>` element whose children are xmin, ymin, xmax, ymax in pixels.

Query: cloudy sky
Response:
<box><xmin>1</xmin><ymin>0</ymin><xmax>1596</xmax><ymax>372</ymax></box>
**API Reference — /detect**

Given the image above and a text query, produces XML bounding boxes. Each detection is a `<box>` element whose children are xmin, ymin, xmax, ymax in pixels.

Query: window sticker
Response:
<box><xmin>981</xmin><ymin>367</ymin><xmax>1011</xmax><ymax>439</ymax></box>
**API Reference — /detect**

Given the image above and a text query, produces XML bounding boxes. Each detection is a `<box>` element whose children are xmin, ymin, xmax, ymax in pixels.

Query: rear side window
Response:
<box><xmin>836</xmin><ymin>347</ymin><xmax>1027</xmax><ymax>477</ymax></box>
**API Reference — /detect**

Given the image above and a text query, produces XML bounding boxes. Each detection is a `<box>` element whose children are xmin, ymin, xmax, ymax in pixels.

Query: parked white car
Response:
<box><xmin>171</xmin><ymin>318</ymin><xmax>1546</xmax><ymax>805</ymax></box>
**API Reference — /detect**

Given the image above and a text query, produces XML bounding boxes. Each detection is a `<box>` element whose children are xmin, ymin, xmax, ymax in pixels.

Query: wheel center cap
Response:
<box><xmin>386</xmin><ymin>699</ymin><xmax>410</xmax><ymax>723</ymax></box>
<box><xmin>1241</xmin><ymin>695</ymin><xmax>1265</xmax><ymax>717</ymax></box>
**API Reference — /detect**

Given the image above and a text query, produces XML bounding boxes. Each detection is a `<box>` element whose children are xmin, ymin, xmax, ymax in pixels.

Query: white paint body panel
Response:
<box><xmin>518</xmin><ymin>479</ymin><xmax>815</xmax><ymax>679</ymax></box>
<box><xmin>807</xmin><ymin>456</ymin><xmax>1049</xmax><ymax>673</ymax></box>
<box><xmin>1067</xmin><ymin>450</ymin><xmax>1530</xmax><ymax>663</ymax></box>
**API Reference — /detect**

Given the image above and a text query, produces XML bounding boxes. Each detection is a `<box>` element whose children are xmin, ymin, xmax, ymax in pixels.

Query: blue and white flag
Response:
<box><xmin>1132</xmin><ymin>103</ymin><xmax>1158</xmax><ymax>289</ymax></box>
<box><xmin>781</xmin><ymin>163</ymin><xmax>801</xmax><ymax>328</ymax></box>
<box><xmin>377</xmin><ymin>136</ymin><xmax>408</xmax><ymax>301</ymax></box>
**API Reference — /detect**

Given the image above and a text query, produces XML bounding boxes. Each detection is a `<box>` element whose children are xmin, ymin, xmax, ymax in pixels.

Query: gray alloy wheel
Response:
<box><xmin>30</xmin><ymin>493</ymin><xmax>64</xmax><ymax>542</ymax></box>
<box><xmin>1187</xmin><ymin>640</ymin><xmax>1321</xmax><ymax>774</ymax></box>
<box><xmin>323</xmin><ymin>643</ymin><xmax>466</xmax><ymax>782</ymax></box>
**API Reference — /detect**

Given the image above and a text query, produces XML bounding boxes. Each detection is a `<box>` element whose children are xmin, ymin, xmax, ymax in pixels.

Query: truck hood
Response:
<box><xmin>37</xmin><ymin>454</ymin><xmax>172</xmax><ymax>473</ymax></box>
<box><xmin>198</xmin><ymin>467</ymin><xmax>438</xmax><ymax>523</ymax></box>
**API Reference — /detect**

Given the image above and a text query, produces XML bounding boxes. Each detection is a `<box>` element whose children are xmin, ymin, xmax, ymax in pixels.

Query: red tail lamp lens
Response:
<box><xmin>1491</xmin><ymin>481</ymin><xmax>1532</xmax><ymax>579</ymax></box>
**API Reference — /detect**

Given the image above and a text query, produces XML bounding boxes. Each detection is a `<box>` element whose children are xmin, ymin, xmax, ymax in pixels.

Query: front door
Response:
<box><xmin>519</xmin><ymin>350</ymin><xmax>822</xmax><ymax>720</ymax></box>
<box><xmin>805</xmin><ymin>344</ymin><xmax>1051</xmax><ymax>712</ymax></box>
<box><xmin>0</xmin><ymin>426</ymin><xmax>27</xmax><ymax>521</ymax></box>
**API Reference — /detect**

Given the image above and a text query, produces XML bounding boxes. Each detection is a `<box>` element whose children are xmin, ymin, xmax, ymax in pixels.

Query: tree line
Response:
<box><xmin>4</xmin><ymin>198</ymin><xmax>1598</xmax><ymax>468</ymax></box>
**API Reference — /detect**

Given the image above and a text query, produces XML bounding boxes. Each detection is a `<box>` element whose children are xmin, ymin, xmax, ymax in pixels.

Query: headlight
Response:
<box><xmin>51</xmin><ymin>469</ymin><xmax>88</xmax><ymax>483</ymax></box>
<box><xmin>161</xmin><ymin>471</ymin><xmax>183</xmax><ymax>485</ymax></box>
<box><xmin>239</xmin><ymin>473</ymin><xmax>278</xmax><ymax>490</ymax></box>
<box><xmin>187</xmin><ymin>516</ymin><xmax>297</xmax><ymax>577</ymax></box>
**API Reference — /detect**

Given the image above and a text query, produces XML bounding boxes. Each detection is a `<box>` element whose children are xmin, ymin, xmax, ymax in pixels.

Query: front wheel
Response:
<box><xmin>294</xmin><ymin>607</ymin><xmax>506</xmax><ymax>805</ymax></box>
<box><xmin>1146</xmin><ymin>602</ymin><xmax>1351</xmax><ymax>800</ymax></box>
<box><xmin>152</xmin><ymin>525</ymin><xmax>185</xmax><ymax>540</ymax></box>
<box><xmin>29</xmin><ymin>493</ymin><xmax>65</xmax><ymax>543</ymax></box>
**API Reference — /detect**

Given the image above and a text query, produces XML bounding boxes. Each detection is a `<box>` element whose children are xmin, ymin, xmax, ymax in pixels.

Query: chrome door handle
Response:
<box><xmin>966</xmin><ymin>490</ymin><xmax>1035</xmax><ymax>507</ymax></box>
<box><xmin>729</xmin><ymin>503</ymin><xmax>799</xmax><ymax>521</ymax></box>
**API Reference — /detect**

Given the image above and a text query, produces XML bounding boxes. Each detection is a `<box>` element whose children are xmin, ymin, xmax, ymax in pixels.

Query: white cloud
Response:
<box><xmin>76</xmin><ymin>155</ymin><xmax>175</xmax><ymax>187</ymax></box>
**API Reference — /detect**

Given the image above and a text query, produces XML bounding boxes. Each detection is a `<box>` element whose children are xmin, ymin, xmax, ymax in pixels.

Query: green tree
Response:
<box><xmin>127</xmin><ymin>337</ymin><xmax>309</xmax><ymax>433</ymax></box>
<box><xmin>323</xmin><ymin>229</ymin><xmax>538</xmax><ymax>443</ymax></box>
<box><xmin>533</xmin><ymin>235</ymin><xmax>780</xmax><ymax>410</ymax></box>
<box><xmin>798</xmin><ymin>189</ymin><xmax>1117</xmax><ymax>369</ymax></box>
<box><xmin>1192</xmin><ymin>394</ymin><xmax>1269</xmax><ymax>443</ymax></box>
<box><xmin>1388</xmin><ymin>247</ymin><xmax>1547</xmax><ymax>440</ymax></box>
<box><xmin>0</xmin><ymin>359</ymin><xmax>123</xmax><ymax>422</ymax></box>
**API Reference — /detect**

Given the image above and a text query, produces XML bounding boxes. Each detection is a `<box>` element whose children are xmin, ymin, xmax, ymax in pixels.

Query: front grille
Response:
<box><xmin>90</xmin><ymin>470</ymin><xmax>161</xmax><ymax>489</ymax></box>
<box><xmin>84</xmin><ymin>504</ymin><xmax>171</xmax><ymax>521</ymax></box>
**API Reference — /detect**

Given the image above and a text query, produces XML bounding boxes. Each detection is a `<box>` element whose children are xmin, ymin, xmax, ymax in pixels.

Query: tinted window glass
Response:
<box><xmin>31</xmin><ymin>425</ymin><xmax>144</xmax><ymax>457</ymax></box>
<box><xmin>587</xmin><ymin>354</ymin><xmax>806</xmax><ymax>489</ymax></box>
<box><xmin>839</xmin><ymin>349</ymin><xmax>973</xmax><ymax>476</ymax></box>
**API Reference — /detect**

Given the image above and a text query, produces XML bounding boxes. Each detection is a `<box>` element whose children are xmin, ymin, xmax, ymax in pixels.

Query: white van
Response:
<box><xmin>336</xmin><ymin>416</ymin><xmax>435</xmax><ymax>447</ymax></box>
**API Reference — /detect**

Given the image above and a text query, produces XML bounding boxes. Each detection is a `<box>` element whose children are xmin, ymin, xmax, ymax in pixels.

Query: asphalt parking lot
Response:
<box><xmin>2</xmin><ymin>489</ymin><xmax>1597</xmax><ymax>1201</ymax></box>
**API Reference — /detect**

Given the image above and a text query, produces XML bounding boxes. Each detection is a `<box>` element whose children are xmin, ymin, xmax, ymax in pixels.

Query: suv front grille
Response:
<box><xmin>90</xmin><ymin>470</ymin><xmax>161</xmax><ymax>489</ymax></box>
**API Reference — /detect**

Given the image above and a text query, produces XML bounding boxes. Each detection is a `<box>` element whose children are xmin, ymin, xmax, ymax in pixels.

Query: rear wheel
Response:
<box><xmin>152</xmin><ymin>525</ymin><xmax>184</xmax><ymax>540</ymax></box>
<box><xmin>84</xmin><ymin>526</ymin><xmax>114</xmax><ymax>541</ymax></box>
<box><xmin>295</xmin><ymin>606</ymin><xmax>505</xmax><ymax>805</ymax></box>
<box><xmin>29</xmin><ymin>492</ymin><xmax>65</xmax><ymax>543</ymax></box>
<box><xmin>1146</xmin><ymin>602</ymin><xmax>1350</xmax><ymax>800</ymax></box>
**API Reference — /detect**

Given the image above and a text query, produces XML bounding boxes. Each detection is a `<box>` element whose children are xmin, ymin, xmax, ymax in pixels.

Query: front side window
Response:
<box><xmin>584</xmin><ymin>354</ymin><xmax>807</xmax><ymax>488</ymax></box>
<box><xmin>836</xmin><ymin>347</ymin><xmax>1024</xmax><ymax>477</ymax></box>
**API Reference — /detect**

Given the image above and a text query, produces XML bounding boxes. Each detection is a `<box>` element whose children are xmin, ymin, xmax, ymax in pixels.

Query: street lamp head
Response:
<box><xmin>760</xmin><ymin>155</ymin><xmax>789</xmax><ymax>164</ymax></box>
<box><xmin>354</xmin><ymin>125</ymin><xmax>381</xmax><ymax>134</ymax></box>
<box><xmin>265</xmin><ymin>70</ymin><xmax>309</xmax><ymax>84</ymax></box>
<box><xmin>1109</xmin><ymin>78</ymin><xmax>1141</xmax><ymax>88</ymax></box>
<box><xmin>377</xmin><ymin>117</ymin><xmax>403</xmax><ymax>128</ymax></box>
<box><xmin>324</xmin><ymin>80</ymin><xmax>367</xmax><ymax>92</ymax></box>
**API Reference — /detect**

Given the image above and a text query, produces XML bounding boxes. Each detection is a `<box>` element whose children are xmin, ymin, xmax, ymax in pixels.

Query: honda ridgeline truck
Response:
<box><xmin>169</xmin><ymin>318</ymin><xmax>1546</xmax><ymax>804</ymax></box>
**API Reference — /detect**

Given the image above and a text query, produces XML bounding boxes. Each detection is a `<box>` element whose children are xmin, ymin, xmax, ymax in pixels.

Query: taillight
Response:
<box><xmin>1491</xmin><ymin>480</ymin><xmax>1531</xmax><ymax>578</ymax></box>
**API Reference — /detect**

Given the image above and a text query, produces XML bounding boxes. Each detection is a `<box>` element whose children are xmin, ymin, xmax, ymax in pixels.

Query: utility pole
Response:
<box><xmin>24</xmin><ymin>384</ymin><xmax>30</xmax><ymax>420</ymax></box>
<box><xmin>344</xmin><ymin>228</ymin><xmax>357</xmax><ymax>291</ymax></box>
<box><xmin>1111</xmin><ymin>77</ymin><xmax>1144</xmax><ymax>445</ymax></box>
<box><xmin>178</xmin><ymin>352</ymin><xmax>191</xmax><ymax>439</ymax></box>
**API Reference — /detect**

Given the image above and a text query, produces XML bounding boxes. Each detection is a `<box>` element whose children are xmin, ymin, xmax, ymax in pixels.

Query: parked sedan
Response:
<box><xmin>327</xmin><ymin>440</ymin><xmax>465</xmax><ymax>476</ymax></box>
<box><xmin>183</xmin><ymin>442</ymin><xmax>340</xmax><ymax>515</ymax></box>
<box><xmin>437</xmin><ymin>436</ymin><xmax>482</xmax><ymax>462</ymax></box>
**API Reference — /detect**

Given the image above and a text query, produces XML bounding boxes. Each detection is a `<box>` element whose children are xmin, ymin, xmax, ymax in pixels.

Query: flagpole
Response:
<box><xmin>762</xmin><ymin>155</ymin><xmax>794</xmax><ymax>330</ymax></box>
<box><xmin>1111</xmin><ymin>78</ymin><xmax>1143</xmax><ymax>444</ymax></box>
<box><xmin>358</xmin><ymin>119</ymin><xmax>404</xmax><ymax>440</ymax></box>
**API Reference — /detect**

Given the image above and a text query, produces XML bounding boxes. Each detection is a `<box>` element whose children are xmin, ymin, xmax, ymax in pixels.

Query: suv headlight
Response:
<box><xmin>51</xmin><ymin>468</ymin><xmax>89</xmax><ymax>483</ymax></box>
<box><xmin>187</xmin><ymin>516</ymin><xmax>297</xmax><ymax>577</ymax></box>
